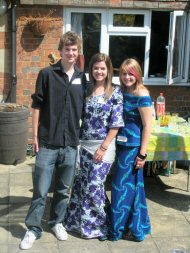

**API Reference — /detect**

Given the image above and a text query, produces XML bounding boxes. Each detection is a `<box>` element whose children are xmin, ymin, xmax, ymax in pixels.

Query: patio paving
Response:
<box><xmin>0</xmin><ymin>156</ymin><xmax>190</xmax><ymax>253</ymax></box>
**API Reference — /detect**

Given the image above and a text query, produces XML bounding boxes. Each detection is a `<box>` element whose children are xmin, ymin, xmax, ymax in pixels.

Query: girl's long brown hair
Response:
<box><xmin>88</xmin><ymin>53</ymin><xmax>114</xmax><ymax>100</ymax></box>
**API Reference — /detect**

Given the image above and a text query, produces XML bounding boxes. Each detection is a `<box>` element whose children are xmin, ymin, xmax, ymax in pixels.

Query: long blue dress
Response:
<box><xmin>110</xmin><ymin>92</ymin><xmax>152</xmax><ymax>241</ymax></box>
<box><xmin>65</xmin><ymin>85</ymin><xmax>124</xmax><ymax>238</ymax></box>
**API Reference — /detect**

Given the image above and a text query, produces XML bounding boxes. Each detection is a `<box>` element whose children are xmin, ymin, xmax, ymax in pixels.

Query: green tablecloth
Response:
<box><xmin>147</xmin><ymin>123</ymin><xmax>190</xmax><ymax>161</ymax></box>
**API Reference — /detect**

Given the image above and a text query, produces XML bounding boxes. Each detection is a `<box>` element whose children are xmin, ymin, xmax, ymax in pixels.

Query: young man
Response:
<box><xmin>20</xmin><ymin>31</ymin><xmax>87</xmax><ymax>250</ymax></box>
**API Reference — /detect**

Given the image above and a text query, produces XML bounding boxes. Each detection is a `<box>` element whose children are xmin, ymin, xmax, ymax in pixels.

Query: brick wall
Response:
<box><xmin>16</xmin><ymin>5</ymin><xmax>63</xmax><ymax>143</ymax></box>
<box><xmin>148</xmin><ymin>86</ymin><xmax>190</xmax><ymax>117</ymax></box>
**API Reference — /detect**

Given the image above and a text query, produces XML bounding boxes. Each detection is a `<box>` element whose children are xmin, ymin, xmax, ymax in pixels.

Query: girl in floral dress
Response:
<box><xmin>65</xmin><ymin>53</ymin><xmax>124</xmax><ymax>240</ymax></box>
<box><xmin>110</xmin><ymin>58</ymin><xmax>152</xmax><ymax>242</ymax></box>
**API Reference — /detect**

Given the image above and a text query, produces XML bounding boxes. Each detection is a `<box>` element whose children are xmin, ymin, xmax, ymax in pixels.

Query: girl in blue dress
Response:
<box><xmin>65</xmin><ymin>53</ymin><xmax>124</xmax><ymax>240</ymax></box>
<box><xmin>110</xmin><ymin>58</ymin><xmax>152</xmax><ymax>241</ymax></box>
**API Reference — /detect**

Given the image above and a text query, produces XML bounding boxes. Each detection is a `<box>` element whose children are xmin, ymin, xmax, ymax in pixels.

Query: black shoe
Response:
<box><xmin>98</xmin><ymin>235</ymin><xmax>108</xmax><ymax>241</ymax></box>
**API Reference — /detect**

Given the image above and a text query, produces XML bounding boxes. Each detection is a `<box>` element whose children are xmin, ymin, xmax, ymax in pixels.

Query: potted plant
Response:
<box><xmin>18</xmin><ymin>9</ymin><xmax>62</xmax><ymax>37</ymax></box>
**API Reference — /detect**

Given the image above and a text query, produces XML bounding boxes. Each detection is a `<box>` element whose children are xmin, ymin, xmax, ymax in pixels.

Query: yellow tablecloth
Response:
<box><xmin>147</xmin><ymin>122</ymin><xmax>190</xmax><ymax>162</ymax></box>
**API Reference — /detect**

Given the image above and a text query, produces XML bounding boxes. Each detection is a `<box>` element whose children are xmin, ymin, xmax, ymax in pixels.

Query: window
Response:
<box><xmin>107</xmin><ymin>9</ymin><xmax>150</xmax><ymax>83</ymax></box>
<box><xmin>71</xmin><ymin>12</ymin><xmax>101</xmax><ymax>72</ymax></box>
<box><xmin>109</xmin><ymin>36</ymin><xmax>146</xmax><ymax>76</ymax></box>
<box><xmin>149</xmin><ymin>11</ymin><xmax>170</xmax><ymax>78</ymax></box>
<box><xmin>166</xmin><ymin>11</ymin><xmax>187</xmax><ymax>84</ymax></box>
<box><xmin>65</xmin><ymin>8</ymin><xmax>190</xmax><ymax>85</ymax></box>
<box><xmin>113</xmin><ymin>14</ymin><xmax>144</xmax><ymax>27</ymax></box>
<box><xmin>65</xmin><ymin>10</ymin><xmax>102</xmax><ymax>72</ymax></box>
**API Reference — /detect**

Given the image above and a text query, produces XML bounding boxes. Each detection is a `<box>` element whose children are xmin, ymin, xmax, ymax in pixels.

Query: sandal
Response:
<box><xmin>123</xmin><ymin>230</ymin><xmax>140</xmax><ymax>241</ymax></box>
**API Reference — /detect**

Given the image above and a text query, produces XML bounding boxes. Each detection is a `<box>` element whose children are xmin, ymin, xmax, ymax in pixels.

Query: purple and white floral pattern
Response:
<box><xmin>80</xmin><ymin>85</ymin><xmax>124</xmax><ymax>140</ymax></box>
<box><xmin>65</xmin><ymin>149</ymin><xmax>111</xmax><ymax>238</ymax></box>
<box><xmin>65</xmin><ymin>85</ymin><xmax>124</xmax><ymax>238</ymax></box>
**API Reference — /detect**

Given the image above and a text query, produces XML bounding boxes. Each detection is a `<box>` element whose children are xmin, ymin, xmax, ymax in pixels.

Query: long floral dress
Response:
<box><xmin>65</xmin><ymin>85</ymin><xmax>124</xmax><ymax>238</ymax></box>
<box><xmin>110</xmin><ymin>93</ymin><xmax>152</xmax><ymax>241</ymax></box>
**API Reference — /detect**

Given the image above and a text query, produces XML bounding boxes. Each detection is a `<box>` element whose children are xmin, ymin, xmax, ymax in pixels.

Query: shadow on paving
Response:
<box><xmin>106</xmin><ymin>173</ymin><xmax>190</xmax><ymax>213</ymax></box>
<box><xmin>145</xmin><ymin>175</ymin><xmax>190</xmax><ymax>212</ymax></box>
<box><xmin>0</xmin><ymin>195</ymin><xmax>52</xmax><ymax>240</ymax></box>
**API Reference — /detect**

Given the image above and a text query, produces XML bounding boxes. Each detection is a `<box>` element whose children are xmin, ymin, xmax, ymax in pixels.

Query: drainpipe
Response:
<box><xmin>10</xmin><ymin>0</ymin><xmax>17</xmax><ymax>103</ymax></box>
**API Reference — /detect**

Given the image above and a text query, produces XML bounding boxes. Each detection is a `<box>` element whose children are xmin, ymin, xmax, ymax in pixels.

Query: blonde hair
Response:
<box><xmin>88</xmin><ymin>53</ymin><xmax>114</xmax><ymax>100</ymax></box>
<box><xmin>119</xmin><ymin>58</ymin><xmax>148</xmax><ymax>95</ymax></box>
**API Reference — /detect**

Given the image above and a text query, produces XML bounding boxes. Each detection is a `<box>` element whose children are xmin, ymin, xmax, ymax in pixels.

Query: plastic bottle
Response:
<box><xmin>156</xmin><ymin>93</ymin><xmax>165</xmax><ymax>118</ymax></box>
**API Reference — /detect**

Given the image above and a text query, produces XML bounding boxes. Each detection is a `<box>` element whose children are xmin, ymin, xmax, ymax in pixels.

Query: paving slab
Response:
<box><xmin>58</xmin><ymin>239</ymin><xmax>110</xmax><ymax>253</ymax></box>
<box><xmin>0</xmin><ymin>157</ymin><xmax>190</xmax><ymax>253</ymax></box>
<box><xmin>0</xmin><ymin>224</ymin><xmax>9</xmax><ymax>244</ymax></box>
<box><xmin>0</xmin><ymin>204</ymin><xmax>9</xmax><ymax>222</ymax></box>
<box><xmin>8</xmin><ymin>203</ymin><xmax>30</xmax><ymax>223</ymax></box>
<box><xmin>8</xmin><ymin>242</ymin><xmax>59</xmax><ymax>253</ymax></box>
<box><xmin>8</xmin><ymin>223</ymin><xmax>27</xmax><ymax>243</ymax></box>
<box><xmin>107</xmin><ymin>237</ymin><xmax>160</xmax><ymax>253</ymax></box>
<box><xmin>0</xmin><ymin>174</ymin><xmax>9</xmax><ymax>204</ymax></box>
<box><xmin>9</xmin><ymin>170</ymin><xmax>33</xmax><ymax>203</ymax></box>
<box><xmin>0</xmin><ymin>164</ymin><xmax>9</xmax><ymax>175</ymax></box>
<box><xmin>0</xmin><ymin>244</ymin><xmax>8</xmax><ymax>253</ymax></box>
<box><xmin>154</xmin><ymin>236</ymin><xmax>190</xmax><ymax>253</ymax></box>
<box><xmin>151</xmin><ymin>213</ymin><xmax>190</xmax><ymax>237</ymax></box>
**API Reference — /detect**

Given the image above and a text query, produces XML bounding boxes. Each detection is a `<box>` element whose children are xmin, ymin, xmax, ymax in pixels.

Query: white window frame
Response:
<box><xmin>108</xmin><ymin>9</ymin><xmax>150</xmax><ymax>33</ymax></box>
<box><xmin>64</xmin><ymin>8</ymin><xmax>190</xmax><ymax>86</ymax></box>
<box><xmin>64</xmin><ymin>7</ymin><xmax>106</xmax><ymax>51</ymax></box>
<box><xmin>64</xmin><ymin>8</ymin><xmax>106</xmax><ymax>81</ymax></box>
<box><xmin>167</xmin><ymin>11</ymin><xmax>186</xmax><ymax>85</ymax></box>
<box><xmin>185</xmin><ymin>13</ymin><xmax>190</xmax><ymax>82</ymax></box>
<box><xmin>106</xmin><ymin>10</ymin><xmax>151</xmax><ymax>84</ymax></box>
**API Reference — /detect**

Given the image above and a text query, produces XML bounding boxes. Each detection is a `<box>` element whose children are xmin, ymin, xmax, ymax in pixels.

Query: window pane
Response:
<box><xmin>172</xmin><ymin>16</ymin><xmax>183</xmax><ymax>78</ymax></box>
<box><xmin>148</xmin><ymin>11</ymin><xmax>170</xmax><ymax>78</ymax></box>
<box><xmin>113</xmin><ymin>14</ymin><xmax>144</xmax><ymax>27</ymax></box>
<box><xmin>109</xmin><ymin>36</ymin><xmax>145</xmax><ymax>76</ymax></box>
<box><xmin>71</xmin><ymin>13</ymin><xmax>101</xmax><ymax>72</ymax></box>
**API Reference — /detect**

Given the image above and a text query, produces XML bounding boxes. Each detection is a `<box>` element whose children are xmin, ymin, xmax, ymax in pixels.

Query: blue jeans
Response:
<box><xmin>25</xmin><ymin>145</ymin><xmax>77</xmax><ymax>238</ymax></box>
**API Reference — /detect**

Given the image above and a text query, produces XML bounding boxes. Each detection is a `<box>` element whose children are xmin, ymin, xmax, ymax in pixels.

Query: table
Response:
<box><xmin>146</xmin><ymin>121</ymin><xmax>190</xmax><ymax>191</ymax></box>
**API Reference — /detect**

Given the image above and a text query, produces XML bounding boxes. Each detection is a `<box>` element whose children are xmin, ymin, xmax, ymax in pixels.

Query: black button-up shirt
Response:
<box><xmin>31</xmin><ymin>60</ymin><xmax>87</xmax><ymax>147</ymax></box>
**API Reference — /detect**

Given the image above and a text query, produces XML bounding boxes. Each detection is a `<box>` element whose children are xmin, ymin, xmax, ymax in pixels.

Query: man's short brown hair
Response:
<box><xmin>58</xmin><ymin>31</ymin><xmax>82</xmax><ymax>53</ymax></box>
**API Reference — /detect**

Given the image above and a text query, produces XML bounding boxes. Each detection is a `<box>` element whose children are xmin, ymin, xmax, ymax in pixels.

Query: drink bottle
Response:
<box><xmin>156</xmin><ymin>93</ymin><xmax>165</xmax><ymax>118</ymax></box>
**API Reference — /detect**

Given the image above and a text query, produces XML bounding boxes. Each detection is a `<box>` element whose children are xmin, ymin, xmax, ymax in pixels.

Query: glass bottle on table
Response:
<box><xmin>156</xmin><ymin>93</ymin><xmax>165</xmax><ymax>127</ymax></box>
<box><xmin>156</xmin><ymin>93</ymin><xmax>165</xmax><ymax>118</ymax></box>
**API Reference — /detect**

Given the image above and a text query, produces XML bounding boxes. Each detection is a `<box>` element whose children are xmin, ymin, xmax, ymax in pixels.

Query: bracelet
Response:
<box><xmin>100</xmin><ymin>145</ymin><xmax>107</xmax><ymax>151</ymax></box>
<box><xmin>137</xmin><ymin>153</ymin><xmax>147</xmax><ymax>160</ymax></box>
